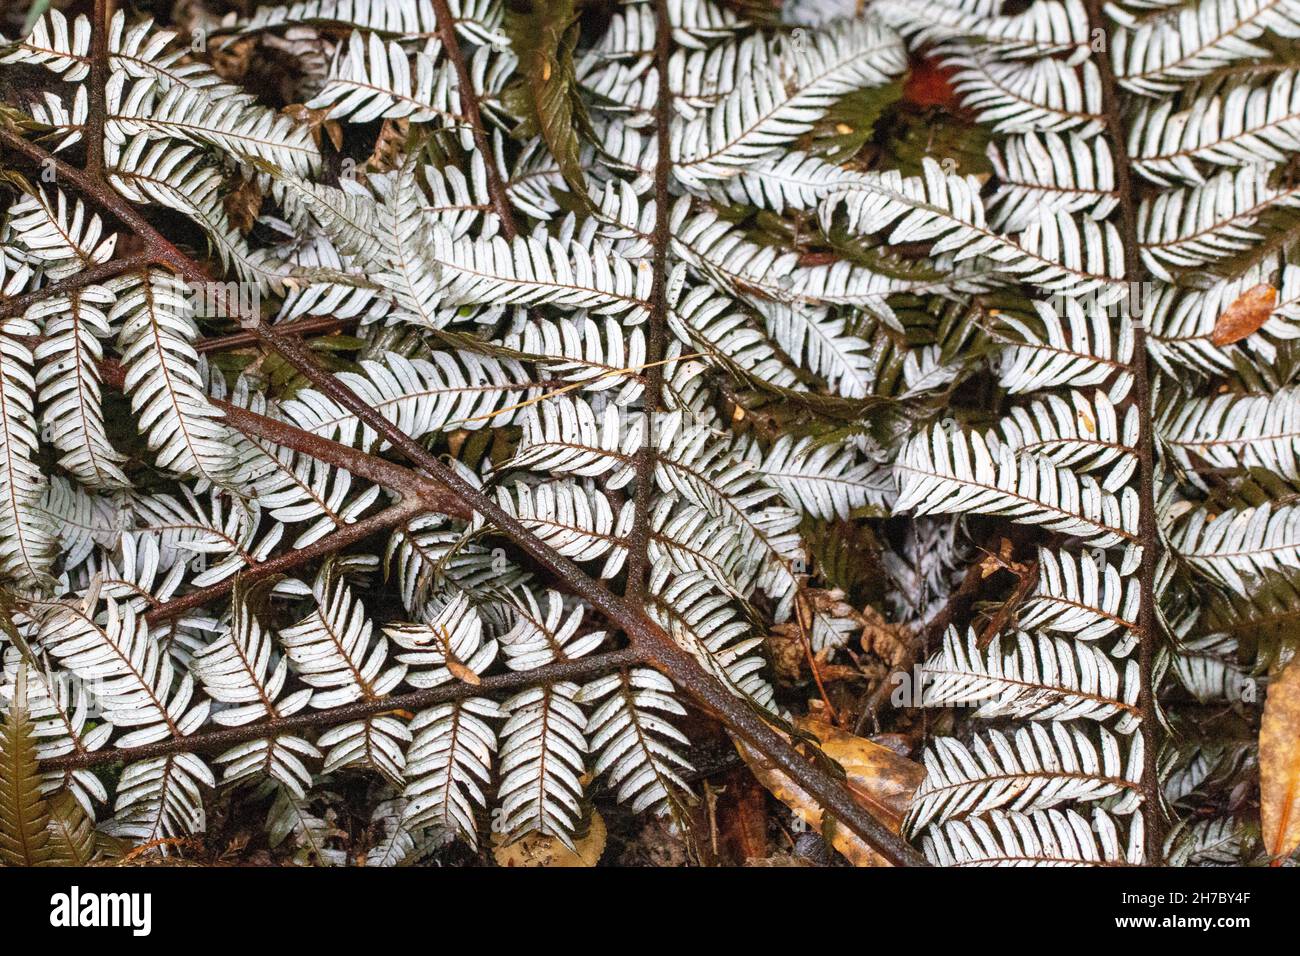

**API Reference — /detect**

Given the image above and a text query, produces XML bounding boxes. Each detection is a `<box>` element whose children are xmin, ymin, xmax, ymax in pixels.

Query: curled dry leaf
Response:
<box><xmin>735</xmin><ymin>715</ymin><xmax>923</xmax><ymax>866</ymax></box>
<box><xmin>1260</xmin><ymin>658</ymin><xmax>1300</xmax><ymax>863</ymax></box>
<box><xmin>767</xmin><ymin>623</ymin><xmax>867</xmax><ymax>684</ymax></box>
<box><xmin>491</xmin><ymin>811</ymin><xmax>607</xmax><ymax>867</ymax></box>
<box><xmin>796</xmin><ymin>587</ymin><xmax>864</xmax><ymax>630</ymax></box>
<box><xmin>859</xmin><ymin>605</ymin><xmax>912</xmax><ymax>670</ymax></box>
<box><xmin>445</xmin><ymin>659</ymin><xmax>482</xmax><ymax>686</ymax></box>
<box><xmin>1212</xmin><ymin>283</ymin><xmax>1278</xmax><ymax>347</ymax></box>
<box><xmin>770</xmin><ymin>587</ymin><xmax>876</xmax><ymax>682</ymax></box>
<box><xmin>766</xmin><ymin>623</ymin><xmax>808</xmax><ymax>682</ymax></box>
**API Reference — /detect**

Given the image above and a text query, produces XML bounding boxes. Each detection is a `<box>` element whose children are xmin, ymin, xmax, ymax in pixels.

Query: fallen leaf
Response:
<box><xmin>1260</xmin><ymin>657</ymin><xmax>1300</xmax><ymax>863</ymax></box>
<box><xmin>735</xmin><ymin>716</ymin><xmax>923</xmax><ymax>866</ymax></box>
<box><xmin>868</xmin><ymin>733</ymin><xmax>914</xmax><ymax>757</ymax></box>
<box><xmin>799</xmin><ymin>717</ymin><xmax>924</xmax><ymax>829</ymax></box>
<box><xmin>1212</xmin><ymin>283</ymin><xmax>1277</xmax><ymax>347</ymax></box>
<box><xmin>323</xmin><ymin>119</ymin><xmax>344</xmax><ymax>153</ymax></box>
<box><xmin>859</xmin><ymin>605</ymin><xmax>912</xmax><ymax>670</ymax></box>
<box><xmin>491</xmin><ymin>811</ymin><xmax>606</xmax><ymax>867</ymax></box>
<box><xmin>770</xmin><ymin>590</ymin><xmax>882</xmax><ymax>686</ymax></box>
<box><xmin>446</xmin><ymin>429</ymin><xmax>470</xmax><ymax>458</ymax></box>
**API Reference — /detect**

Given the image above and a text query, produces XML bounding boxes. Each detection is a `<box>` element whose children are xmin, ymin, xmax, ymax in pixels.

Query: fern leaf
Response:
<box><xmin>0</xmin><ymin>666</ymin><xmax>52</xmax><ymax>866</ymax></box>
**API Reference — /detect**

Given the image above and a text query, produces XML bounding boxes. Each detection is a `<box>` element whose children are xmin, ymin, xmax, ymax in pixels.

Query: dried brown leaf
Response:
<box><xmin>765</xmin><ymin>622</ymin><xmax>807</xmax><ymax>682</ymax></box>
<box><xmin>446</xmin><ymin>659</ymin><xmax>482</xmax><ymax>685</ymax></box>
<box><xmin>223</xmin><ymin>177</ymin><xmax>263</xmax><ymax>236</ymax></box>
<box><xmin>713</xmin><ymin>766</ymin><xmax>770</xmax><ymax>863</ymax></box>
<box><xmin>365</xmin><ymin>118</ymin><xmax>410</xmax><ymax>176</ymax></box>
<box><xmin>1212</xmin><ymin>283</ymin><xmax>1278</xmax><ymax>347</ymax></box>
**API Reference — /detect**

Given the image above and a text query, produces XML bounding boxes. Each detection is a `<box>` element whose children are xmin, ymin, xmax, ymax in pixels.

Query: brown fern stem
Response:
<box><xmin>0</xmin><ymin>253</ymin><xmax>152</xmax><ymax>321</ymax></box>
<box><xmin>142</xmin><ymin>500</ymin><xmax>426</xmax><ymax>626</ymax></box>
<box><xmin>75</xmin><ymin>361</ymin><xmax>466</xmax><ymax>624</ymax></box>
<box><xmin>1083</xmin><ymin>0</ymin><xmax>1166</xmax><ymax>863</ymax></box>
<box><xmin>429</xmin><ymin>0</ymin><xmax>519</xmax><ymax>241</ymax></box>
<box><xmin>84</xmin><ymin>0</ymin><xmax>111</xmax><ymax>177</ymax></box>
<box><xmin>623</xmin><ymin>0</ymin><xmax>674</xmax><ymax>601</ymax></box>
<box><xmin>40</xmin><ymin>647</ymin><xmax>645</xmax><ymax>771</ymax></box>
<box><xmin>196</xmin><ymin>316</ymin><xmax>361</xmax><ymax>353</ymax></box>
<box><xmin>138</xmin><ymin>401</ymin><xmax>473</xmax><ymax>623</ymax></box>
<box><xmin>213</xmin><ymin>400</ymin><xmax>471</xmax><ymax>517</ymax></box>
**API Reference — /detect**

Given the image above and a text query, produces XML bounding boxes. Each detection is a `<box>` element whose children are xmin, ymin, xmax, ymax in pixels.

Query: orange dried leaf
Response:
<box><xmin>1260</xmin><ymin>658</ymin><xmax>1300</xmax><ymax>863</ymax></box>
<box><xmin>446</xmin><ymin>659</ymin><xmax>482</xmax><ymax>685</ymax></box>
<box><xmin>1212</xmin><ymin>283</ymin><xmax>1277</xmax><ymax>347</ymax></box>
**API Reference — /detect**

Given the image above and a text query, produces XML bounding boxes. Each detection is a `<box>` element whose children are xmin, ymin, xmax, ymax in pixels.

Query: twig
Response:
<box><xmin>975</xmin><ymin>557</ymin><xmax>1038</xmax><ymax>650</ymax></box>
